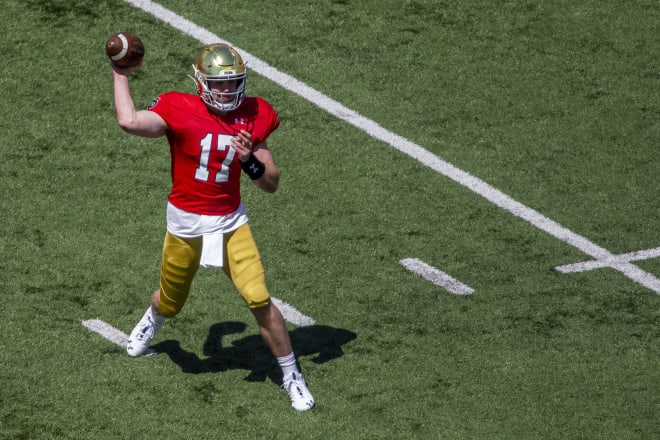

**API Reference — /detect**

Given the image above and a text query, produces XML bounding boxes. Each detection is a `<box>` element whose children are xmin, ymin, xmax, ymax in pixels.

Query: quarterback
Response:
<box><xmin>110</xmin><ymin>43</ymin><xmax>314</xmax><ymax>411</ymax></box>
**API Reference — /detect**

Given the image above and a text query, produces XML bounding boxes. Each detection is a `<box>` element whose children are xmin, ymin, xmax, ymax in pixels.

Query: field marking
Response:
<box><xmin>122</xmin><ymin>0</ymin><xmax>660</xmax><ymax>294</ymax></box>
<box><xmin>271</xmin><ymin>297</ymin><xmax>316</xmax><ymax>326</ymax></box>
<box><xmin>82</xmin><ymin>318</ymin><xmax>158</xmax><ymax>355</ymax></box>
<box><xmin>400</xmin><ymin>258</ymin><xmax>474</xmax><ymax>295</ymax></box>
<box><xmin>83</xmin><ymin>297</ymin><xmax>314</xmax><ymax>351</ymax></box>
<box><xmin>555</xmin><ymin>246</ymin><xmax>660</xmax><ymax>273</ymax></box>
<box><xmin>82</xmin><ymin>318</ymin><xmax>128</xmax><ymax>347</ymax></box>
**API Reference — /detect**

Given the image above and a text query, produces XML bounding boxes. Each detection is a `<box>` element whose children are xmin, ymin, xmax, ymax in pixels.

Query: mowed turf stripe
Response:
<box><xmin>123</xmin><ymin>0</ymin><xmax>660</xmax><ymax>294</ymax></box>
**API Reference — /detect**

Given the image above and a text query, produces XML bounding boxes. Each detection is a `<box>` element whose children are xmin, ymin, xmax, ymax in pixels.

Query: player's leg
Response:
<box><xmin>127</xmin><ymin>232</ymin><xmax>201</xmax><ymax>357</ymax></box>
<box><xmin>250</xmin><ymin>301</ymin><xmax>292</xmax><ymax>357</ymax></box>
<box><xmin>223</xmin><ymin>224</ymin><xmax>314</xmax><ymax>411</ymax></box>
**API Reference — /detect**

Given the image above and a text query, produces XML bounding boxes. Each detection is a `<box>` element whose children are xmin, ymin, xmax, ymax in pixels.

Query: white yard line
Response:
<box><xmin>400</xmin><ymin>258</ymin><xmax>475</xmax><ymax>295</ymax></box>
<box><xmin>82</xmin><ymin>318</ymin><xmax>128</xmax><ymax>347</ymax></box>
<box><xmin>122</xmin><ymin>0</ymin><xmax>660</xmax><ymax>294</ymax></box>
<box><xmin>83</xmin><ymin>295</ymin><xmax>314</xmax><ymax>351</ymax></box>
<box><xmin>82</xmin><ymin>318</ymin><xmax>154</xmax><ymax>355</ymax></box>
<box><xmin>556</xmin><ymin>246</ymin><xmax>660</xmax><ymax>273</ymax></box>
<box><xmin>271</xmin><ymin>297</ymin><xmax>316</xmax><ymax>327</ymax></box>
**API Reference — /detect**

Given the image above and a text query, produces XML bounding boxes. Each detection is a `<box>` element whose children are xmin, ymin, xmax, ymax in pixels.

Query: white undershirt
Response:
<box><xmin>166</xmin><ymin>201</ymin><xmax>249</xmax><ymax>237</ymax></box>
<box><xmin>166</xmin><ymin>202</ymin><xmax>249</xmax><ymax>268</ymax></box>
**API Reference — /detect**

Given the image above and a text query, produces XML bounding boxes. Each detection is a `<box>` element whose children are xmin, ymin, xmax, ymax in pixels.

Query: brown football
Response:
<box><xmin>105</xmin><ymin>32</ymin><xmax>145</xmax><ymax>67</ymax></box>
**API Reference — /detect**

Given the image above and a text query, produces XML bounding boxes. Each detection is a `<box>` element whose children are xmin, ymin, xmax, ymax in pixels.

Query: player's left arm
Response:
<box><xmin>250</xmin><ymin>142</ymin><xmax>279</xmax><ymax>193</ymax></box>
<box><xmin>232</xmin><ymin>130</ymin><xmax>280</xmax><ymax>193</ymax></box>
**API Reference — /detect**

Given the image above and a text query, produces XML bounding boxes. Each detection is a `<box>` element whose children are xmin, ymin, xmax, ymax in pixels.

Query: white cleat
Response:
<box><xmin>126</xmin><ymin>307</ymin><xmax>165</xmax><ymax>357</ymax></box>
<box><xmin>283</xmin><ymin>372</ymin><xmax>315</xmax><ymax>411</ymax></box>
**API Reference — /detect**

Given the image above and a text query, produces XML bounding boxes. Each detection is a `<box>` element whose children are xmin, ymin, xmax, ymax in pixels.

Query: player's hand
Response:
<box><xmin>232</xmin><ymin>130</ymin><xmax>254</xmax><ymax>161</ymax></box>
<box><xmin>110</xmin><ymin>59</ymin><xmax>143</xmax><ymax>76</ymax></box>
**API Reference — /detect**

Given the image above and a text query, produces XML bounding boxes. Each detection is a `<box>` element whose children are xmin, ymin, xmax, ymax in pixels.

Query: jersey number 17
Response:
<box><xmin>194</xmin><ymin>133</ymin><xmax>236</xmax><ymax>184</ymax></box>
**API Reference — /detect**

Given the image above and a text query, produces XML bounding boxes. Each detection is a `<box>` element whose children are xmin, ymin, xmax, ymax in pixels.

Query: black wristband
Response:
<box><xmin>240</xmin><ymin>153</ymin><xmax>266</xmax><ymax>180</ymax></box>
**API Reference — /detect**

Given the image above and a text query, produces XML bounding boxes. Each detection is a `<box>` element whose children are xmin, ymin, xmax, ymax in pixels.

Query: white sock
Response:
<box><xmin>277</xmin><ymin>352</ymin><xmax>300</xmax><ymax>377</ymax></box>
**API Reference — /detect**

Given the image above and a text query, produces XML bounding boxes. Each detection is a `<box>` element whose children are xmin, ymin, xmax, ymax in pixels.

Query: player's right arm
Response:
<box><xmin>112</xmin><ymin>64</ymin><xmax>168</xmax><ymax>138</ymax></box>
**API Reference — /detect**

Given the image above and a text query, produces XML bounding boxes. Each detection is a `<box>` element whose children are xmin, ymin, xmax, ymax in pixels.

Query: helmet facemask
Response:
<box><xmin>191</xmin><ymin>43</ymin><xmax>247</xmax><ymax>113</ymax></box>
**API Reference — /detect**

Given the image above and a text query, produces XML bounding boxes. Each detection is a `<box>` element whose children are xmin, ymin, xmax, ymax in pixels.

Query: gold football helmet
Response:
<box><xmin>192</xmin><ymin>43</ymin><xmax>247</xmax><ymax>112</ymax></box>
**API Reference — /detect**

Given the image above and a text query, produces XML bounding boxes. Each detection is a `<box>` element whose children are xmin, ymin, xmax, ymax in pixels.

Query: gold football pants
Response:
<box><xmin>158</xmin><ymin>223</ymin><xmax>270</xmax><ymax>318</ymax></box>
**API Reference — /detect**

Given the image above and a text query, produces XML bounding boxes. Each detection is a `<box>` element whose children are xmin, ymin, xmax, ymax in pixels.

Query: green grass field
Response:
<box><xmin>1</xmin><ymin>0</ymin><xmax>658</xmax><ymax>438</ymax></box>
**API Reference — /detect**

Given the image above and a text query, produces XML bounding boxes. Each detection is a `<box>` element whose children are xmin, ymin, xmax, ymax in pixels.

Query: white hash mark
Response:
<box><xmin>400</xmin><ymin>258</ymin><xmax>475</xmax><ymax>296</ymax></box>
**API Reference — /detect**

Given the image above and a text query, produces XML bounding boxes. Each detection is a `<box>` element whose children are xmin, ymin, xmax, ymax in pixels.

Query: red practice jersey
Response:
<box><xmin>147</xmin><ymin>92</ymin><xmax>279</xmax><ymax>215</ymax></box>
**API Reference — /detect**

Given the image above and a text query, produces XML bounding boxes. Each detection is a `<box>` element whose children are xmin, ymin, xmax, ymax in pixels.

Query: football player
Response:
<box><xmin>110</xmin><ymin>43</ymin><xmax>314</xmax><ymax>411</ymax></box>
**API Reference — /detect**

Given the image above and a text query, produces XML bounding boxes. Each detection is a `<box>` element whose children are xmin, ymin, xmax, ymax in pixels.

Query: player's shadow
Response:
<box><xmin>152</xmin><ymin>322</ymin><xmax>357</xmax><ymax>384</ymax></box>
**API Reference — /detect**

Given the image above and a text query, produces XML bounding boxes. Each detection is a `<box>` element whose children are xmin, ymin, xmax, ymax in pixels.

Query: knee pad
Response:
<box><xmin>159</xmin><ymin>232</ymin><xmax>201</xmax><ymax>318</ymax></box>
<box><xmin>223</xmin><ymin>224</ymin><xmax>270</xmax><ymax>309</ymax></box>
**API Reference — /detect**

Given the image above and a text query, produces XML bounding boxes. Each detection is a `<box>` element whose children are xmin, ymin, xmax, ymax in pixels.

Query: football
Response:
<box><xmin>105</xmin><ymin>32</ymin><xmax>145</xmax><ymax>67</ymax></box>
